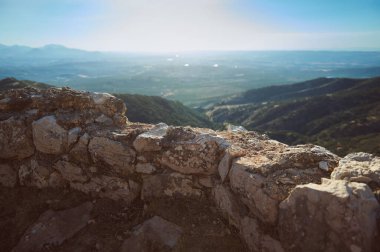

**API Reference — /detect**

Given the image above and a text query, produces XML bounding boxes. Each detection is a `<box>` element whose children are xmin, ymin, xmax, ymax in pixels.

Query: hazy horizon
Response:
<box><xmin>1</xmin><ymin>0</ymin><xmax>380</xmax><ymax>52</ymax></box>
<box><xmin>1</xmin><ymin>0</ymin><xmax>380</xmax><ymax>106</ymax></box>
<box><xmin>2</xmin><ymin>43</ymin><xmax>380</xmax><ymax>54</ymax></box>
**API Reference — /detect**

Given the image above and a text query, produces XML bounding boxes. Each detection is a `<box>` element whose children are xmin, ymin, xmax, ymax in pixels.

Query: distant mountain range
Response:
<box><xmin>207</xmin><ymin>77</ymin><xmax>380</xmax><ymax>156</ymax></box>
<box><xmin>0</xmin><ymin>44</ymin><xmax>102</xmax><ymax>60</ymax></box>
<box><xmin>0</xmin><ymin>77</ymin><xmax>215</xmax><ymax>128</ymax></box>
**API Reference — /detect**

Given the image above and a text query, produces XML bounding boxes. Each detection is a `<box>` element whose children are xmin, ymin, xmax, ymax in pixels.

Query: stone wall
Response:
<box><xmin>1</xmin><ymin>87</ymin><xmax>379</xmax><ymax>251</ymax></box>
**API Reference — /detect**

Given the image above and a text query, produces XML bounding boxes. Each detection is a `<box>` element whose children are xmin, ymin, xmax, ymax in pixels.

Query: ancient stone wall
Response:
<box><xmin>1</xmin><ymin>87</ymin><xmax>379</xmax><ymax>251</ymax></box>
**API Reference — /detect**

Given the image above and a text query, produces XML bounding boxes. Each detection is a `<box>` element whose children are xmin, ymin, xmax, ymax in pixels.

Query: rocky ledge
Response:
<box><xmin>0</xmin><ymin>87</ymin><xmax>379</xmax><ymax>252</ymax></box>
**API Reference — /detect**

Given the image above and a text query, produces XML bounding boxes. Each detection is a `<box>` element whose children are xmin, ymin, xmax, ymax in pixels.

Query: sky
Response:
<box><xmin>0</xmin><ymin>0</ymin><xmax>379</xmax><ymax>52</ymax></box>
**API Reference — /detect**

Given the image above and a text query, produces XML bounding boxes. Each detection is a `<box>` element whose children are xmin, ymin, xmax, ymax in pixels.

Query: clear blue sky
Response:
<box><xmin>0</xmin><ymin>0</ymin><xmax>379</xmax><ymax>51</ymax></box>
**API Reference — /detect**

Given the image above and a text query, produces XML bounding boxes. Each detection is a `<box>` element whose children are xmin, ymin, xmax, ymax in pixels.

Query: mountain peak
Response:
<box><xmin>42</xmin><ymin>44</ymin><xmax>68</xmax><ymax>49</ymax></box>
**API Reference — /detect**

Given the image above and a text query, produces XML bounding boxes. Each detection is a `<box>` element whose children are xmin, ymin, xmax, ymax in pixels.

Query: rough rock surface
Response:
<box><xmin>18</xmin><ymin>159</ymin><xmax>52</xmax><ymax>188</ymax></box>
<box><xmin>279</xmin><ymin>179</ymin><xmax>379</xmax><ymax>252</ymax></box>
<box><xmin>13</xmin><ymin>202</ymin><xmax>93</xmax><ymax>252</ymax></box>
<box><xmin>136</xmin><ymin>162</ymin><xmax>157</xmax><ymax>174</ymax></box>
<box><xmin>88</xmin><ymin>136</ymin><xmax>136</xmax><ymax>175</ymax></box>
<box><xmin>120</xmin><ymin>216</ymin><xmax>183</xmax><ymax>252</ymax></box>
<box><xmin>0</xmin><ymin>117</ymin><xmax>34</xmax><ymax>159</ymax></box>
<box><xmin>32</xmin><ymin>115</ymin><xmax>68</xmax><ymax>154</ymax></box>
<box><xmin>218</xmin><ymin>146</ymin><xmax>245</xmax><ymax>182</ymax></box>
<box><xmin>332</xmin><ymin>152</ymin><xmax>380</xmax><ymax>185</ymax></box>
<box><xmin>159</xmin><ymin>128</ymin><xmax>228</xmax><ymax>175</ymax></box>
<box><xmin>240</xmin><ymin>216</ymin><xmax>284</xmax><ymax>252</ymax></box>
<box><xmin>142</xmin><ymin>172</ymin><xmax>202</xmax><ymax>200</ymax></box>
<box><xmin>133</xmin><ymin>122</ymin><xmax>168</xmax><ymax>152</ymax></box>
<box><xmin>54</xmin><ymin>160</ymin><xmax>88</xmax><ymax>183</ymax></box>
<box><xmin>228</xmin><ymin>143</ymin><xmax>339</xmax><ymax>225</ymax></box>
<box><xmin>0</xmin><ymin>164</ymin><xmax>17</xmax><ymax>187</ymax></box>
<box><xmin>212</xmin><ymin>184</ymin><xmax>247</xmax><ymax>228</ymax></box>
<box><xmin>0</xmin><ymin>87</ymin><xmax>379</xmax><ymax>252</ymax></box>
<box><xmin>69</xmin><ymin>133</ymin><xmax>91</xmax><ymax>164</ymax></box>
<box><xmin>71</xmin><ymin>175</ymin><xmax>141</xmax><ymax>202</ymax></box>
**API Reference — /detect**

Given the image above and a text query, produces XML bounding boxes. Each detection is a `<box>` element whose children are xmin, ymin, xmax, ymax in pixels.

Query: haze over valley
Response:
<box><xmin>1</xmin><ymin>44</ymin><xmax>380</xmax><ymax>106</ymax></box>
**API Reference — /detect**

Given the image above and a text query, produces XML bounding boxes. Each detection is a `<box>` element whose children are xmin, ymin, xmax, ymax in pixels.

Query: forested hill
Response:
<box><xmin>114</xmin><ymin>93</ymin><xmax>215</xmax><ymax>128</ymax></box>
<box><xmin>207</xmin><ymin>77</ymin><xmax>380</xmax><ymax>156</ymax></box>
<box><xmin>222</xmin><ymin>77</ymin><xmax>379</xmax><ymax>105</ymax></box>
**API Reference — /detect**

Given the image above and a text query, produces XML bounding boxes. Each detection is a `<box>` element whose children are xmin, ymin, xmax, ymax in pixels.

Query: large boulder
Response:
<box><xmin>212</xmin><ymin>185</ymin><xmax>284</xmax><ymax>252</ymax></box>
<box><xmin>0</xmin><ymin>117</ymin><xmax>34</xmax><ymax>159</ymax></box>
<box><xmin>133</xmin><ymin>123</ymin><xmax>168</xmax><ymax>152</ymax></box>
<box><xmin>229</xmin><ymin>144</ymin><xmax>339</xmax><ymax>225</ymax></box>
<box><xmin>276</xmin><ymin>145</ymin><xmax>339</xmax><ymax>171</ymax></box>
<box><xmin>240</xmin><ymin>216</ymin><xmax>284</xmax><ymax>252</ymax></box>
<box><xmin>18</xmin><ymin>159</ymin><xmax>53</xmax><ymax>188</ymax></box>
<box><xmin>90</xmin><ymin>92</ymin><xmax>126</xmax><ymax>123</ymax></box>
<box><xmin>13</xmin><ymin>202</ymin><xmax>93</xmax><ymax>252</ymax></box>
<box><xmin>331</xmin><ymin>152</ymin><xmax>380</xmax><ymax>185</ymax></box>
<box><xmin>120</xmin><ymin>216</ymin><xmax>183</xmax><ymax>252</ymax></box>
<box><xmin>159</xmin><ymin>128</ymin><xmax>228</xmax><ymax>175</ymax></box>
<box><xmin>32</xmin><ymin>115</ymin><xmax>68</xmax><ymax>154</ymax></box>
<box><xmin>88</xmin><ymin>137</ymin><xmax>135</xmax><ymax>175</ymax></box>
<box><xmin>70</xmin><ymin>175</ymin><xmax>140</xmax><ymax>202</ymax></box>
<box><xmin>136</xmin><ymin>162</ymin><xmax>157</xmax><ymax>174</ymax></box>
<box><xmin>0</xmin><ymin>164</ymin><xmax>17</xmax><ymax>187</ymax></box>
<box><xmin>141</xmin><ymin>172</ymin><xmax>202</xmax><ymax>200</ymax></box>
<box><xmin>69</xmin><ymin>133</ymin><xmax>91</xmax><ymax>164</ymax></box>
<box><xmin>279</xmin><ymin>179</ymin><xmax>380</xmax><ymax>252</ymax></box>
<box><xmin>218</xmin><ymin>146</ymin><xmax>245</xmax><ymax>182</ymax></box>
<box><xmin>54</xmin><ymin>160</ymin><xmax>88</xmax><ymax>183</ymax></box>
<box><xmin>229</xmin><ymin>159</ymin><xmax>279</xmax><ymax>225</ymax></box>
<box><xmin>67</xmin><ymin>127</ymin><xmax>81</xmax><ymax>147</ymax></box>
<box><xmin>212</xmin><ymin>184</ymin><xmax>247</xmax><ymax>228</ymax></box>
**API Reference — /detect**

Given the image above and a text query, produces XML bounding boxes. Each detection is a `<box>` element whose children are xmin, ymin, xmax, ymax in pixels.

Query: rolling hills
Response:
<box><xmin>207</xmin><ymin>77</ymin><xmax>380</xmax><ymax>156</ymax></box>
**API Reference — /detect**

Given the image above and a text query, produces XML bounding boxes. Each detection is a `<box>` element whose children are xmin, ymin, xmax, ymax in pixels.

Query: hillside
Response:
<box><xmin>207</xmin><ymin>77</ymin><xmax>380</xmax><ymax>156</ymax></box>
<box><xmin>0</xmin><ymin>77</ymin><xmax>215</xmax><ymax>128</ymax></box>
<box><xmin>115</xmin><ymin>93</ymin><xmax>215</xmax><ymax>128</ymax></box>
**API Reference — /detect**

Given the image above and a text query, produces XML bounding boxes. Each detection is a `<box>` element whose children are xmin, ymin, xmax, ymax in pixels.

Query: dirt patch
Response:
<box><xmin>0</xmin><ymin>187</ymin><xmax>247</xmax><ymax>251</ymax></box>
<box><xmin>0</xmin><ymin>186</ymin><xmax>90</xmax><ymax>251</ymax></box>
<box><xmin>145</xmin><ymin>197</ymin><xmax>247</xmax><ymax>252</ymax></box>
